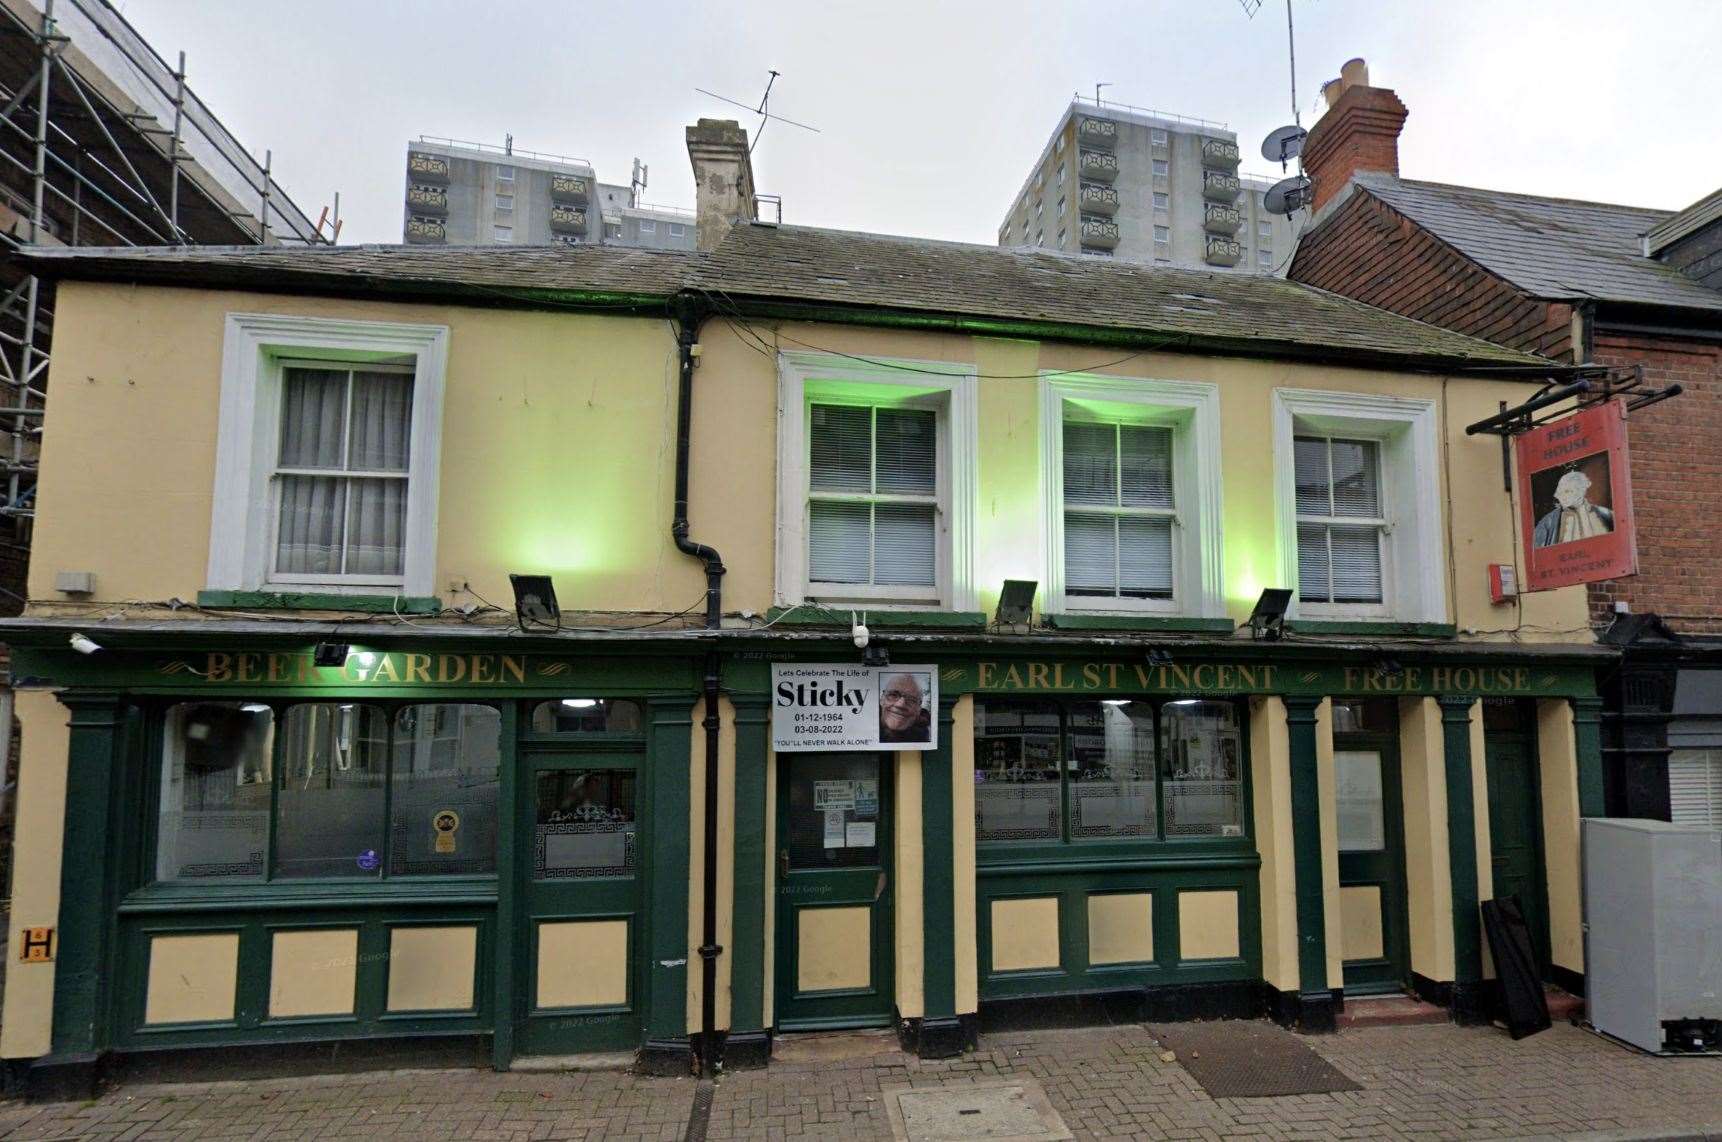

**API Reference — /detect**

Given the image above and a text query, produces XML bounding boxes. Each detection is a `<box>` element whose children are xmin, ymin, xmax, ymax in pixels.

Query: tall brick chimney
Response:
<box><xmin>1301</xmin><ymin>58</ymin><xmax>1408</xmax><ymax>214</ymax></box>
<box><xmin>685</xmin><ymin>118</ymin><xmax>757</xmax><ymax>251</ymax></box>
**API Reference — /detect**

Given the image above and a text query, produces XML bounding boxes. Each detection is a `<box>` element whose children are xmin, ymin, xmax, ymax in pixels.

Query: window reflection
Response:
<box><xmin>274</xmin><ymin>704</ymin><xmax>389</xmax><ymax>878</ymax></box>
<box><xmin>389</xmin><ymin>704</ymin><xmax>500</xmax><ymax>875</ymax></box>
<box><xmin>974</xmin><ymin>700</ymin><xmax>1061</xmax><ymax>842</ymax></box>
<box><xmin>157</xmin><ymin>702</ymin><xmax>273</xmax><ymax>881</ymax></box>
<box><xmin>529</xmin><ymin>698</ymin><xmax>644</xmax><ymax>734</ymax></box>
<box><xmin>534</xmin><ymin>769</ymin><xmax>636</xmax><ymax>878</ymax></box>
<box><xmin>1068</xmin><ymin>701</ymin><xmax>1156</xmax><ymax>838</ymax></box>
<box><xmin>1160</xmin><ymin>701</ymin><xmax>1244</xmax><ymax>838</ymax></box>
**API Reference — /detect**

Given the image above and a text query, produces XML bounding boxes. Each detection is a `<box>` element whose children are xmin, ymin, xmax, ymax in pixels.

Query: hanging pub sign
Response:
<box><xmin>1515</xmin><ymin>398</ymin><xmax>1637</xmax><ymax>592</ymax></box>
<box><xmin>771</xmin><ymin>664</ymin><xmax>939</xmax><ymax>752</ymax></box>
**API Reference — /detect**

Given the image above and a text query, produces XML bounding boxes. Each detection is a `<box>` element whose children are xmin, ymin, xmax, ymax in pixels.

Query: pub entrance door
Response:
<box><xmin>1333</xmin><ymin>701</ymin><xmax>1412</xmax><ymax>994</ymax></box>
<box><xmin>774</xmin><ymin>752</ymin><xmax>895</xmax><ymax>1030</ymax></box>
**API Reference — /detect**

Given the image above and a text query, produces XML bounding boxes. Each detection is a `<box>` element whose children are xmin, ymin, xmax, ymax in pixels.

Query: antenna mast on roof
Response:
<box><xmin>695</xmin><ymin>70</ymin><xmax>822</xmax><ymax>155</ymax></box>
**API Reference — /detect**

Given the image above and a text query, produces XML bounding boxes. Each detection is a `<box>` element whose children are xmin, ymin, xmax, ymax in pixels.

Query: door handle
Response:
<box><xmin>779</xmin><ymin>849</ymin><xmax>790</xmax><ymax>879</ymax></box>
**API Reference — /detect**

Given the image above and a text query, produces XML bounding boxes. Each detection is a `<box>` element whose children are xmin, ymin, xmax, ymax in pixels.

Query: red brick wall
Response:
<box><xmin>1587</xmin><ymin>331</ymin><xmax>1722</xmax><ymax>633</ymax></box>
<box><xmin>1290</xmin><ymin>192</ymin><xmax>1575</xmax><ymax>360</ymax></box>
<box><xmin>1301</xmin><ymin>86</ymin><xmax>1408</xmax><ymax>214</ymax></box>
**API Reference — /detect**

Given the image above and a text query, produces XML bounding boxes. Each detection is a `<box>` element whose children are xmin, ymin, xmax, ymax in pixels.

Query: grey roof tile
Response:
<box><xmin>23</xmin><ymin>223</ymin><xmax>1551</xmax><ymax>368</ymax></box>
<box><xmin>1355</xmin><ymin>174</ymin><xmax>1722</xmax><ymax>312</ymax></box>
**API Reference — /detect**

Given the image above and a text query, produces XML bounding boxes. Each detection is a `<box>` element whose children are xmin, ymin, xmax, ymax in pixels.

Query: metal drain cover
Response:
<box><xmin>887</xmin><ymin>1082</ymin><xmax>1072</xmax><ymax>1141</ymax></box>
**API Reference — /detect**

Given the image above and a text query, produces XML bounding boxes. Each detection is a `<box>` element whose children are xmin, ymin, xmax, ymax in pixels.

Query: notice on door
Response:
<box><xmin>772</xmin><ymin>664</ymin><xmax>939</xmax><ymax>752</ymax></box>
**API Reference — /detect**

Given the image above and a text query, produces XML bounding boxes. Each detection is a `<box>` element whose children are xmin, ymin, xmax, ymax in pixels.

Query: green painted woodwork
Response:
<box><xmin>975</xmin><ymin>858</ymin><xmax>1262</xmax><ymax>1000</ymax></box>
<box><xmin>1438</xmin><ymin>696</ymin><xmax>1483</xmax><ymax>989</ymax></box>
<box><xmin>1483</xmin><ymin>722</ymin><xmax>1550</xmax><ymax>973</ymax></box>
<box><xmin>643</xmin><ymin>699</ymin><xmax>692</xmax><ymax>1043</ymax></box>
<box><xmin>1334</xmin><ymin>719</ymin><xmax>1411</xmax><ymax>993</ymax></box>
<box><xmin>922</xmin><ymin>700</ymin><xmax>958</xmax><ymax>1019</ymax></box>
<box><xmin>51</xmin><ymin>692</ymin><xmax>125</xmax><ymax>1057</ymax></box>
<box><xmin>491</xmin><ymin>702</ymin><xmax>519</xmax><ymax>1070</ymax></box>
<box><xmin>1283</xmin><ymin>696</ymin><xmax>1329</xmax><ymax>997</ymax></box>
<box><xmin>764</xmin><ymin>606</ymin><xmax>988</xmax><ymax>630</ymax></box>
<box><xmin>1042</xmin><ymin>615</ymin><xmax>1236</xmax><ymax>633</ymax></box>
<box><xmin>113</xmin><ymin>908</ymin><xmax>494</xmax><ymax>1051</ymax></box>
<box><xmin>729</xmin><ymin>698</ymin><xmax>771</xmax><ymax>1037</ymax></box>
<box><xmin>1285</xmin><ymin>621</ymin><xmax>1459</xmax><ymax>638</ymax></box>
<box><xmin>195</xmin><ymin>591</ymin><xmax>443</xmax><ymax>614</ymax></box>
<box><xmin>1570</xmin><ymin>696</ymin><xmax>1606</xmax><ymax>819</ymax></box>
<box><xmin>773</xmin><ymin>752</ymin><xmax>895</xmax><ymax>1030</ymax></box>
<box><xmin>516</xmin><ymin>747</ymin><xmax>644</xmax><ymax>1055</ymax></box>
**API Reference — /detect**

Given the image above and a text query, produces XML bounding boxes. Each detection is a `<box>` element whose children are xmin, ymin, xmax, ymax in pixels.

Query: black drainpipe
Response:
<box><xmin>671</xmin><ymin>290</ymin><xmax>726</xmax><ymax>1077</ymax></box>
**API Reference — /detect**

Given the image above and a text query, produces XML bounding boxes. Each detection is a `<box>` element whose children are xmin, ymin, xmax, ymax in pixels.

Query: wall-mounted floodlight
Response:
<box><xmin>1145</xmin><ymin>647</ymin><xmax>1174</xmax><ymax>667</ymax></box>
<box><xmin>996</xmin><ymin>579</ymin><xmax>1039</xmax><ymax>626</ymax></box>
<box><xmin>1248</xmin><ymin>588</ymin><xmax>1294</xmax><ymax>642</ymax></box>
<box><xmin>1375</xmin><ymin>657</ymin><xmax>1404</xmax><ymax>677</ymax></box>
<box><xmin>862</xmin><ymin>643</ymin><xmax>889</xmax><ymax>668</ymax></box>
<box><xmin>312</xmin><ymin>642</ymin><xmax>349</xmax><ymax>668</ymax></box>
<box><xmin>509</xmin><ymin>574</ymin><xmax>560</xmax><ymax>631</ymax></box>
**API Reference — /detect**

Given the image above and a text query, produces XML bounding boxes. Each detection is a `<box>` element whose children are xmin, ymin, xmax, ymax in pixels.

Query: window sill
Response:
<box><xmin>119</xmin><ymin>875</ymin><xmax>498</xmax><ymax>914</ymax></box>
<box><xmin>766</xmin><ymin>605</ymin><xmax>988</xmax><ymax>630</ymax></box>
<box><xmin>197</xmin><ymin>590</ymin><xmax>443</xmax><ymax>615</ymax></box>
<box><xmin>1286</xmin><ymin>620</ymin><xmax>1457</xmax><ymax>637</ymax></box>
<box><xmin>1043</xmin><ymin>614</ymin><xmax>1235</xmax><ymax>633</ymax></box>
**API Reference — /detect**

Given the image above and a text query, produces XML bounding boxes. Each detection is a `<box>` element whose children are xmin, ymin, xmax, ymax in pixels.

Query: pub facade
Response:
<box><xmin>0</xmin><ymin>153</ymin><xmax>1612</xmax><ymax>1090</ymax></box>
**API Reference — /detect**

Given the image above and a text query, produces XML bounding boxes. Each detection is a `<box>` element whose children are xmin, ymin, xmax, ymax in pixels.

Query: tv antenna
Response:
<box><xmin>695</xmin><ymin>70</ymin><xmax>822</xmax><ymax>154</ymax></box>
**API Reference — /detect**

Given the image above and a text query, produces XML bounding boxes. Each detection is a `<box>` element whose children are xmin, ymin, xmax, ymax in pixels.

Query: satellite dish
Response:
<box><xmin>1263</xmin><ymin>175</ymin><xmax>1313</xmax><ymax>218</ymax></box>
<box><xmin>1261</xmin><ymin>124</ymin><xmax>1308</xmax><ymax>166</ymax></box>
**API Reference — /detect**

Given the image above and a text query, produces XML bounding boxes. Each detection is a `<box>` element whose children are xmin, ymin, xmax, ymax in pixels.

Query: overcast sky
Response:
<box><xmin>113</xmin><ymin>0</ymin><xmax>1721</xmax><ymax>246</ymax></box>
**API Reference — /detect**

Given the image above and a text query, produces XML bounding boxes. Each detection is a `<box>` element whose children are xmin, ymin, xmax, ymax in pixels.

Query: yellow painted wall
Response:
<box><xmin>538</xmin><ymin>919</ymin><xmax>629</xmax><ymax>1008</ymax></box>
<box><xmin>33</xmin><ymin>284</ymin><xmax>1593</xmax><ymax>638</ymax></box>
<box><xmin>990</xmin><ymin>898</ymin><xmax>1060</xmax><ymax>972</ymax></box>
<box><xmin>1470</xmin><ymin>705</ymin><xmax>1497</xmax><ymax>979</ymax></box>
<box><xmin>687</xmin><ymin>697</ymin><xmax>735</xmax><ymax>1031</ymax></box>
<box><xmin>1315</xmin><ymin>699</ymin><xmax>1343</xmax><ymax>989</ymax></box>
<box><xmin>796</xmin><ymin>907</ymin><xmax>871</xmax><ymax>992</ymax></box>
<box><xmin>1537</xmin><ymin>699</ymin><xmax>1585</xmax><ymax>973</ymax></box>
<box><xmin>144</xmin><ymin>932</ymin><xmax>239</xmax><ymax>1025</ymax></box>
<box><xmin>1</xmin><ymin>691</ymin><xmax>69</xmax><ymax>1058</ymax></box>
<box><xmin>32</xmin><ymin>284</ymin><xmax>699</xmax><ymax>613</ymax></box>
<box><xmin>269</xmin><ymin>928</ymin><xmax>358</xmax><ymax>1018</ymax></box>
<box><xmin>951</xmin><ymin>696</ymin><xmax>979</xmax><ymax>1015</ymax></box>
<box><xmin>1399</xmin><ymin>697</ymin><xmax>1455</xmax><ymax>981</ymax></box>
<box><xmin>894</xmin><ymin>750</ymin><xmax>925</xmax><ymax>1019</ymax></box>
<box><xmin>1088</xmin><ymin>893</ymin><xmax>1154</xmax><ymax>965</ymax></box>
<box><xmin>1178</xmin><ymin>890</ymin><xmax>1241</xmax><ymax>960</ymax></box>
<box><xmin>1249</xmin><ymin>697</ymin><xmax>1299</xmax><ymax>992</ymax></box>
<box><xmin>387</xmin><ymin>925</ymin><xmax>478</xmax><ymax>1012</ymax></box>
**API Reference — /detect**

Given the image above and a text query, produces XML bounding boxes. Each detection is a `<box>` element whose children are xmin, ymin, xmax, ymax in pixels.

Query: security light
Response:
<box><xmin>312</xmin><ymin>642</ymin><xmax>349</xmax><ymax>668</ymax></box>
<box><xmin>1145</xmin><ymin>647</ymin><xmax>1174</xmax><ymax>667</ymax></box>
<box><xmin>68</xmin><ymin>632</ymin><xmax>101</xmax><ymax>655</ymax></box>
<box><xmin>862</xmin><ymin>643</ymin><xmax>889</xmax><ymax>668</ymax></box>
<box><xmin>995</xmin><ymin>579</ymin><xmax>1039</xmax><ymax>626</ymax></box>
<box><xmin>1248</xmin><ymin>588</ymin><xmax>1294</xmax><ymax>642</ymax></box>
<box><xmin>509</xmin><ymin>573</ymin><xmax>560</xmax><ymax>631</ymax></box>
<box><xmin>1376</xmin><ymin>657</ymin><xmax>1405</xmax><ymax>677</ymax></box>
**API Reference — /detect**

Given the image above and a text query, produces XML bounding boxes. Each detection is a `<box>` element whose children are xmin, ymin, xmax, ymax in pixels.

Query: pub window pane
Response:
<box><xmin>274</xmin><ymin>703</ymin><xmax>389</xmax><ymax>878</ymax></box>
<box><xmin>528</xmin><ymin>698</ymin><xmax>645</xmax><ymax>734</ymax></box>
<box><xmin>156</xmin><ymin>702</ymin><xmax>273</xmax><ymax>881</ymax></box>
<box><xmin>1160</xmin><ymin>701</ymin><xmax>1244</xmax><ymax>837</ymax></box>
<box><xmin>782</xmin><ymin>753</ymin><xmax>883</xmax><ymax>869</ymax></box>
<box><xmin>534</xmin><ymin>769</ymin><xmax>637</xmax><ymax>878</ymax></box>
<box><xmin>389</xmin><ymin>704</ymin><xmax>501</xmax><ymax>875</ymax></box>
<box><xmin>1335</xmin><ymin>750</ymin><xmax>1387</xmax><ymax>851</ymax></box>
<box><xmin>1067</xmin><ymin>701</ymin><xmax>1156</xmax><ymax>839</ymax></box>
<box><xmin>974</xmin><ymin>700</ymin><xmax>1062</xmax><ymax>842</ymax></box>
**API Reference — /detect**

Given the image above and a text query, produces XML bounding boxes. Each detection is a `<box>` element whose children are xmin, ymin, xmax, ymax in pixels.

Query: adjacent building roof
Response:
<box><xmin>22</xmin><ymin>221</ymin><xmax>1556</xmax><ymax>371</ymax></box>
<box><xmin>1352</xmin><ymin>174</ymin><xmax>1722</xmax><ymax>313</ymax></box>
<box><xmin>1646</xmin><ymin>187</ymin><xmax>1722</xmax><ymax>258</ymax></box>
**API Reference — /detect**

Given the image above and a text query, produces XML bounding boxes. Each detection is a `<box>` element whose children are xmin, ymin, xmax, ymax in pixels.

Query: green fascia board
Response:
<box><xmin>763</xmin><ymin>606</ymin><xmax>988</xmax><ymax>630</ymax></box>
<box><xmin>1286</xmin><ymin>620</ymin><xmax>1458</xmax><ymax>637</ymax></box>
<box><xmin>196</xmin><ymin>590</ymin><xmax>443</xmax><ymax>615</ymax></box>
<box><xmin>1043</xmin><ymin>614</ymin><xmax>1236</xmax><ymax>633</ymax></box>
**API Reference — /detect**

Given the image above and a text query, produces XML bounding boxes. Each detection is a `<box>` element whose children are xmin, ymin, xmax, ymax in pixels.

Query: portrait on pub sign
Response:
<box><xmin>1529</xmin><ymin>450</ymin><xmax>1615</xmax><ymax>550</ymax></box>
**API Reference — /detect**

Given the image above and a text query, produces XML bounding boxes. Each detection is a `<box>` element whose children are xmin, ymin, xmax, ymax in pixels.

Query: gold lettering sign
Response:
<box><xmin>972</xmin><ymin>660</ymin><xmax>1536</xmax><ymax>696</ymax></box>
<box><xmin>202</xmin><ymin>651</ymin><xmax>528</xmax><ymax>686</ymax></box>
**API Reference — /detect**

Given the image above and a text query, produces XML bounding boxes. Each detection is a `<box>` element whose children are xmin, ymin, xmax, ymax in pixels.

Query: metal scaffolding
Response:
<box><xmin>0</xmin><ymin>0</ymin><xmax>326</xmax><ymax>560</ymax></box>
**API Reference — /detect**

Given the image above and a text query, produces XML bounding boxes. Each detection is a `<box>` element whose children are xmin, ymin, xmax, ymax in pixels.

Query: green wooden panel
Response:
<box><xmin>643</xmin><ymin>699</ymin><xmax>692</xmax><ymax>1042</ymax></box>
<box><xmin>51</xmin><ymin>693</ymin><xmax>124</xmax><ymax>1057</ymax></box>
<box><xmin>195</xmin><ymin>591</ymin><xmax>442</xmax><ymax>614</ymax></box>
<box><xmin>1284</xmin><ymin>696</ymin><xmax>1329</xmax><ymax>997</ymax></box>
<box><xmin>1439</xmin><ymin>696</ymin><xmax>1482</xmax><ymax>989</ymax></box>
<box><xmin>1570</xmin><ymin>696</ymin><xmax>1606</xmax><ymax>819</ymax></box>
<box><xmin>729</xmin><ymin>698</ymin><xmax>770</xmax><ymax>1035</ymax></box>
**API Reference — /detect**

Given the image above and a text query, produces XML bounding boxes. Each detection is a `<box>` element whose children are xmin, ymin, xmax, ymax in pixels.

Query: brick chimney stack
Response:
<box><xmin>685</xmin><ymin>118</ymin><xmax>757</xmax><ymax>252</ymax></box>
<box><xmin>1301</xmin><ymin>58</ymin><xmax>1409</xmax><ymax>215</ymax></box>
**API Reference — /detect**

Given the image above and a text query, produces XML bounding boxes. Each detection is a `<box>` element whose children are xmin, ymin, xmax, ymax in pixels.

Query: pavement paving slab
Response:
<box><xmin>1</xmin><ymin>1021</ymin><xmax>1719</xmax><ymax>1140</ymax></box>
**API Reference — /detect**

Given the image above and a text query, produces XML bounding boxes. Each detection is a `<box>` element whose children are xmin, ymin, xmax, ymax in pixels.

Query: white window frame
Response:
<box><xmin>493</xmin><ymin>225</ymin><xmax>513</xmax><ymax>242</ymax></box>
<box><xmin>1151</xmin><ymin>128</ymin><xmax>1169</xmax><ymax>146</ymax></box>
<box><xmin>776</xmin><ymin>351</ymin><xmax>977</xmax><ymax>611</ymax></box>
<box><xmin>1152</xmin><ymin>159</ymin><xmax>1170</xmax><ymax>177</ymax></box>
<box><xmin>494</xmin><ymin>193</ymin><xmax>514</xmax><ymax>212</ymax></box>
<box><xmin>1272</xmin><ymin>388</ymin><xmax>1445</xmax><ymax>623</ymax></box>
<box><xmin>209</xmin><ymin>313</ymin><xmax>449</xmax><ymax>598</ymax></box>
<box><xmin>1040</xmin><ymin>372</ymin><xmax>1224</xmax><ymax>618</ymax></box>
<box><xmin>668</xmin><ymin>222</ymin><xmax>686</xmax><ymax>238</ymax></box>
<box><xmin>1153</xmin><ymin>192</ymin><xmax>1169</xmax><ymax>211</ymax></box>
<box><xmin>638</xmin><ymin>219</ymin><xmax>657</xmax><ymax>235</ymax></box>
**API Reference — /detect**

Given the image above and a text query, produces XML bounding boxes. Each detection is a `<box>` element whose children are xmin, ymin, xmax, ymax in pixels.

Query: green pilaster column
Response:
<box><xmin>1570</xmin><ymin>696</ymin><xmax>1605</xmax><ymax>820</ymax></box>
<box><xmin>491</xmin><ymin>701</ymin><xmax>519</xmax><ymax>1071</ymax></box>
<box><xmin>1437</xmin><ymin>695</ymin><xmax>1485</xmax><ymax>1025</ymax></box>
<box><xmin>916</xmin><ymin>698</ymin><xmax>966</xmax><ymax>1057</ymax></box>
<box><xmin>642</xmin><ymin>696</ymin><xmax>693</xmax><ymax>1064</ymax></box>
<box><xmin>1283</xmin><ymin>696</ymin><xmax>1335</xmax><ymax>1031</ymax></box>
<box><xmin>50</xmin><ymin>692</ymin><xmax>125</xmax><ymax>1062</ymax></box>
<box><xmin>725</xmin><ymin>696</ymin><xmax>770</xmax><ymax>1067</ymax></box>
